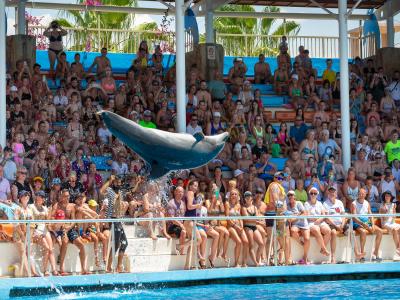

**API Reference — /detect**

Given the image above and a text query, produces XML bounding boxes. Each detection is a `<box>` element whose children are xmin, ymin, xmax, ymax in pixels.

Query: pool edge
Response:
<box><xmin>3</xmin><ymin>262</ymin><xmax>400</xmax><ymax>298</ymax></box>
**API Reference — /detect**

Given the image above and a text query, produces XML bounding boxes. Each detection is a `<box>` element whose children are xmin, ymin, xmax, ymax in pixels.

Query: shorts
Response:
<box><xmin>244</xmin><ymin>225</ymin><xmax>257</xmax><ymax>231</ymax></box>
<box><xmin>353</xmin><ymin>217</ymin><xmax>371</xmax><ymax>230</ymax></box>
<box><xmin>67</xmin><ymin>229</ymin><xmax>80</xmax><ymax>243</ymax></box>
<box><xmin>113</xmin><ymin>222</ymin><xmax>128</xmax><ymax>253</ymax></box>
<box><xmin>384</xmin><ymin>223</ymin><xmax>400</xmax><ymax>231</ymax></box>
<box><xmin>265</xmin><ymin>211</ymin><xmax>276</xmax><ymax>227</ymax></box>
<box><xmin>167</xmin><ymin>224</ymin><xmax>183</xmax><ymax>238</ymax></box>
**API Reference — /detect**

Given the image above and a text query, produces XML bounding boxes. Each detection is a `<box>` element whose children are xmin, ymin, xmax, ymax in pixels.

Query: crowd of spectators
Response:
<box><xmin>1</xmin><ymin>23</ymin><xmax>400</xmax><ymax>275</ymax></box>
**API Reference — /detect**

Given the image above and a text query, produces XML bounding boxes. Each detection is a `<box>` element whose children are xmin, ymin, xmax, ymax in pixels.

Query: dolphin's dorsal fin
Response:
<box><xmin>193</xmin><ymin>132</ymin><xmax>205</xmax><ymax>142</ymax></box>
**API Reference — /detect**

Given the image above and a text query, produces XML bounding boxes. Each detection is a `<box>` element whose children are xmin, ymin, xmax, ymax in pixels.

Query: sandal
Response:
<box><xmin>208</xmin><ymin>258</ymin><xmax>215</xmax><ymax>268</ymax></box>
<box><xmin>199</xmin><ymin>260</ymin><xmax>207</xmax><ymax>269</ymax></box>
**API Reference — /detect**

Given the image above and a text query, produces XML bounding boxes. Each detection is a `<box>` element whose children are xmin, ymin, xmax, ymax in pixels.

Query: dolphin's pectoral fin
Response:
<box><xmin>148</xmin><ymin>164</ymin><xmax>170</xmax><ymax>179</ymax></box>
<box><xmin>193</xmin><ymin>132</ymin><xmax>205</xmax><ymax>143</ymax></box>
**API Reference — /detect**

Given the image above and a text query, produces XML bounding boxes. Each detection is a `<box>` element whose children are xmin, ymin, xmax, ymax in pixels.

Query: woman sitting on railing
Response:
<box><xmin>29</xmin><ymin>191</ymin><xmax>58</xmax><ymax>276</ymax></box>
<box><xmin>14</xmin><ymin>190</ymin><xmax>39</xmax><ymax>277</ymax></box>
<box><xmin>206</xmin><ymin>183</ymin><xmax>229</xmax><ymax>264</ymax></box>
<box><xmin>379</xmin><ymin>191</ymin><xmax>400</xmax><ymax>259</ymax></box>
<box><xmin>304</xmin><ymin>188</ymin><xmax>331</xmax><ymax>260</ymax></box>
<box><xmin>241</xmin><ymin>191</ymin><xmax>265</xmax><ymax>266</ymax></box>
<box><xmin>286</xmin><ymin>190</ymin><xmax>311</xmax><ymax>265</ymax></box>
<box><xmin>184</xmin><ymin>180</ymin><xmax>208</xmax><ymax>269</ymax></box>
<box><xmin>225</xmin><ymin>188</ymin><xmax>248</xmax><ymax>268</ymax></box>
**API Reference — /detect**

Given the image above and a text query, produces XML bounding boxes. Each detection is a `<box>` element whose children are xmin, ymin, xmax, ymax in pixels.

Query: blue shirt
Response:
<box><xmin>318</xmin><ymin>139</ymin><xmax>339</xmax><ymax>159</ymax></box>
<box><xmin>290</xmin><ymin>123</ymin><xmax>308</xmax><ymax>144</ymax></box>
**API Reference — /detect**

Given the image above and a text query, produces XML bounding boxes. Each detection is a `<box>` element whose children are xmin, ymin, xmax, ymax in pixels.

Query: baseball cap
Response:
<box><xmin>291</xmin><ymin>74</ymin><xmax>299</xmax><ymax>80</ymax></box>
<box><xmin>33</xmin><ymin>176</ymin><xmax>44</xmax><ymax>183</ymax></box>
<box><xmin>274</xmin><ymin>172</ymin><xmax>284</xmax><ymax>178</ymax></box>
<box><xmin>35</xmin><ymin>190</ymin><xmax>46</xmax><ymax>198</ymax></box>
<box><xmin>18</xmin><ymin>190</ymin><xmax>30</xmax><ymax>198</ymax></box>
<box><xmin>143</xmin><ymin>110</ymin><xmax>152</xmax><ymax>116</ymax></box>
<box><xmin>233</xmin><ymin>169</ymin><xmax>244</xmax><ymax>177</ymax></box>
<box><xmin>309</xmin><ymin>187</ymin><xmax>319</xmax><ymax>194</ymax></box>
<box><xmin>55</xmin><ymin>209</ymin><xmax>65</xmax><ymax>220</ymax></box>
<box><xmin>88</xmin><ymin>199</ymin><xmax>98</xmax><ymax>207</ymax></box>
<box><xmin>244</xmin><ymin>191</ymin><xmax>252</xmax><ymax>197</ymax></box>
<box><xmin>328</xmin><ymin>185</ymin><xmax>337</xmax><ymax>191</ymax></box>
<box><xmin>52</xmin><ymin>178</ymin><xmax>61</xmax><ymax>185</ymax></box>
<box><xmin>287</xmin><ymin>190</ymin><xmax>295</xmax><ymax>196</ymax></box>
<box><xmin>10</xmin><ymin>86</ymin><xmax>18</xmax><ymax>92</ymax></box>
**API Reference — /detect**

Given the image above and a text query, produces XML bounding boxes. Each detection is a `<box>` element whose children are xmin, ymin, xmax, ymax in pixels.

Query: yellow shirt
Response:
<box><xmin>322</xmin><ymin>69</ymin><xmax>336</xmax><ymax>85</ymax></box>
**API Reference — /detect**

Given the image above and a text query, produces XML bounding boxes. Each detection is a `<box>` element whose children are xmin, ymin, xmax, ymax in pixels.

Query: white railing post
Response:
<box><xmin>26</xmin><ymin>223</ymin><xmax>31</xmax><ymax>277</ymax></box>
<box><xmin>273</xmin><ymin>219</ymin><xmax>277</xmax><ymax>266</ymax></box>
<box><xmin>175</xmin><ymin>0</ymin><xmax>186</xmax><ymax>133</ymax></box>
<box><xmin>111</xmin><ymin>222</ymin><xmax>116</xmax><ymax>273</ymax></box>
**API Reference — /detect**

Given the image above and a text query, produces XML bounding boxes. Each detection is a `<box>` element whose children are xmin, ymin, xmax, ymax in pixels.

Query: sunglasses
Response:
<box><xmin>310</xmin><ymin>192</ymin><xmax>318</xmax><ymax>195</ymax></box>
<box><xmin>19</xmin><ymin>172</ymin><xmax>27</xmax><ymax>175</ymax></box>
<box><xmin>288</xmin><ymin>194</ymin><xmax>295</xmax><ymax>197</ymax></box>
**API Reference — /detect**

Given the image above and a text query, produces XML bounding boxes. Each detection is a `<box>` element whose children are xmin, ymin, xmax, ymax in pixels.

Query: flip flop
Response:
<box><xmin>59</xmin><ymin>272</ymin><xmax>69</xmax><ymax>276</ymax></box>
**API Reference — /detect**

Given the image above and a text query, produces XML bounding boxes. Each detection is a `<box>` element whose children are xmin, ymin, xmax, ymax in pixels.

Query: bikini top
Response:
<box><xmin>49</xmin><ymin>34</ymin><xmax>62</xmax><ymax>42</ymax></box>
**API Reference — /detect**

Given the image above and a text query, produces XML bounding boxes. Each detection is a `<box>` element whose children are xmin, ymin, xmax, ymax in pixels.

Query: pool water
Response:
<box><xmin>17</xmin><ymin>278</ymin><xmax>400</xmax><ymax>300</ymax></box>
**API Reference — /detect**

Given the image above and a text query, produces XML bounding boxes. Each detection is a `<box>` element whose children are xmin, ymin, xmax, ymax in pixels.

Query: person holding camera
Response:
<box><xmin>43</xmin><ymin>21</ymin><xmax>68</xmax><ymax>79</ymax></box>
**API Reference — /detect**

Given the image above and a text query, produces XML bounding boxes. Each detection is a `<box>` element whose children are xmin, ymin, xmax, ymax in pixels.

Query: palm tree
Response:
<box><xmin>57</xmin><ymin>0</ymin><xmax>137</xmax><ymax>52</ymax></box>
<box><xmin>214</xmin><ymin>5</ymin><xmax>300</xmax><ymax>57</ymax></box>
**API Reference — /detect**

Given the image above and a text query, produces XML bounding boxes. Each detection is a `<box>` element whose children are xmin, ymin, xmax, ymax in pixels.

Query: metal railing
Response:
<box><xmin>29</xmin><ymin>25</ymin><xmax>195</xmax><ymax>54</ymax></box>
<box><xmin>28</xmin><ymin>25</ymin><xmax>376</xmax><ymax>58</ymax></box>
<box><xmin>215</xmin><ymin>33</ymin><xmax>377</xmax><ymax>58</ymax></box>
<box><xmin>1</xmin><ymin>212</ymin><xmax>399</xmax><ymax>277</ymax></box>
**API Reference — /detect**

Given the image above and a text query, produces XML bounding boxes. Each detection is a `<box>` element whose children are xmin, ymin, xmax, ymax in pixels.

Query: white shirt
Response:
<box><xmin>53</xmin><ymin>95</ymin><xmax>68</xmax><ymax>106</ymax></box>
<box><xmin>304</xmin><ymin>200</ymin><xmax>325</xmax><ymax>216</ymax></box>
<box><xmin>97</xmin><ymin>127</ymin><xmax>112</xmax><ymax>144</ymax></box>
<box><xmin>111</xmin><ymin>161</ymin><xmax>128</xmax><ymax>175</ymax></box>
<box><xmin>186</xmin><ymin>124</ymin><xmax>203</xmax><ymax>136</ymax></box>
<box><xmin>388</xmin><ymin>80</ymin><xmax>400</xmax><ymax>101</ymax></box>
<box><xmin>323</xmin><ymin>198</ymin><xmax>345</xmax><ymax>226</ymax></box>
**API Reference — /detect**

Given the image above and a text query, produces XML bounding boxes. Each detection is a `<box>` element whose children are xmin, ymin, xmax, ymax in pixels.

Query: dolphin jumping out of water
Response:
<box><xmin>99</xmin><ymin>111</ymin><xmax>229</xmax><ymax>179</ymax></box>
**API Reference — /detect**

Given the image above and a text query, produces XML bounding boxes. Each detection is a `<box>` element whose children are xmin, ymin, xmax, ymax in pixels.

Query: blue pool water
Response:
<box><xmin>16</xmin><ymin>279</ymin><xmax>400</xmax><ymax>300</ymax></box>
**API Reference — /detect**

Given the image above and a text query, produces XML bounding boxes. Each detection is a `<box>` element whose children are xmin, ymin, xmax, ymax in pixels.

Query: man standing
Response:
<box><xmin>99</xmin><ymin>175</ymin><xmax>129</xmax><ymax>273</ymax></box>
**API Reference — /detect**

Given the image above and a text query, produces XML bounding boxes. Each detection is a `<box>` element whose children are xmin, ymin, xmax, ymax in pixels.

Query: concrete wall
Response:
<box><xmin>370</xmin><ymin>47</ymin><xmax>400</xmax><ymax>77</ymax></box>
<box><xmin>0</xmin><ymin>224</ymin><xmax>398</xmax><ymax>277</ymax></box>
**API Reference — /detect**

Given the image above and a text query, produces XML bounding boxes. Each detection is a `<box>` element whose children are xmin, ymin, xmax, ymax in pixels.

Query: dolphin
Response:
<box><xmin>99</xmin><ymin>111</ymin><xmax>229</xmax><ymax>179</ymax></box>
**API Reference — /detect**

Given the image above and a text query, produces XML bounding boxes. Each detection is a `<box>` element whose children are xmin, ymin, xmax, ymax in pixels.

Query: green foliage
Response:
<box><xmin>60</xmin><ymin>0</ymin><xmax>137</xmax><ymax>52</ymax></box>
<box><xmin>214</xmin><ymin>5</ymin><xmax>301</xmax><ymax>57</ymax></box>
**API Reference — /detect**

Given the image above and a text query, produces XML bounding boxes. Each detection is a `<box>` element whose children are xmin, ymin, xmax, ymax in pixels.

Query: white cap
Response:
<box><xmin>233</xmin><ymin>169</ymin><xmax>244</xmax><ymax>177</ymax></box>
<box><xmin>10</xmin><ymin>86</ymin><xmax>18</xmax><ymax>92</ymax></box>
<box><xmin>291</xmin><ymin>74</ymin><xmax>299</xmax><ymax>80</ymax></box>
<box><xmin>309</xmin><ymin>187</ymin><xmax>319</xmax><ymax>194</ymax></box>
<box><xmin>213</xmin><ymin>111</ymin><xmax>221</xmax><ymax>118</ymax></box>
